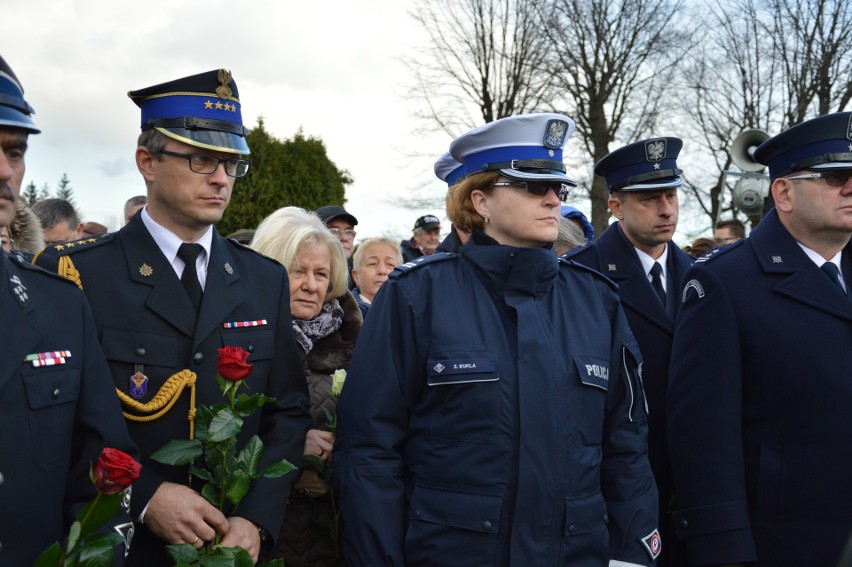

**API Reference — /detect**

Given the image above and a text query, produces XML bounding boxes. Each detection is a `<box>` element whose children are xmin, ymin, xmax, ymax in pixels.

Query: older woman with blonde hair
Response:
<box><xmin>335</xmin><ymin>114</ymin><xmax>658</xmax><ymax>566</ymax></box>
<box><xmin>252</xmin><ymin>206</ymin><xmax>361</xmax><ymax>566</ymax></box>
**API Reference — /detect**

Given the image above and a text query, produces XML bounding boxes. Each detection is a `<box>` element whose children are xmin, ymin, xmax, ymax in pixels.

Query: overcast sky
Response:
<box><xmin>3</xmin><ymin>0</ymin><xmax>461</xmax><ymax>241</ymax></box>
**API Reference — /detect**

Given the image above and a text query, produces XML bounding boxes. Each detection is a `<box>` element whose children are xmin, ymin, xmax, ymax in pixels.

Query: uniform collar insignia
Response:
<box><xmin>139</xmin><ymin>263</ymin><xmax>153</xmax><ymax>277</ymax></box>
<box><xmin>224</xmin><ymin>262</ymin><xmax>234</xmax><ymax>275</ymax></box>
<box><xmin>608</xmin><ymin>263</ymin><xmax>617</xmax><ymax>271</ymax></box>
<box><xmin>10</xmin><ymin>273</ymin><xmax>29</xmax><ymax>307</ymax></box>
<box><xmin>771</xmin><ymin>255</ymin><xmax>783</xmax><ymax>264</ymax></box>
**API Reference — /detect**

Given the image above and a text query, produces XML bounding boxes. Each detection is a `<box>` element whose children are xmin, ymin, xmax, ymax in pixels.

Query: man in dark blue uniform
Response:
<box><xmin>35</xmin><ymin>69</ymin><xmax>310</xmax><ymax>566</ymax></box>
<box><xmin>0</xmin><ymin>53</ymin><xmax>138</xmax><ymax>565</ymax></box>
<box><xmin>566</xmin><ymin>137</ymin><xmax>693</xmax><ymax>566</ymax></box>
<box><xmin>667</xmin><ymin>112</ymin><xmax>852</xmax><ymax>567</ymax></box>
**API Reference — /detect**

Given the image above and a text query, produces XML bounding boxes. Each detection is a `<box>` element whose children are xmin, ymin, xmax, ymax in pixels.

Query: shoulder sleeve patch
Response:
<box><xmin>558</xmin><ymin>257</ymin><xmax>618</xmax><ymax>291</ymax></box>
<box><xmin>390</xmin><ymin>252</ymin><xmax>458</xmax><ymax>279</ymax></box>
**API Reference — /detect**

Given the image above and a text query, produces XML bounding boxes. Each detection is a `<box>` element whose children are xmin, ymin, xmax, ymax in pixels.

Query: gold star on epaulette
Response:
<box><xmin>65</xmin><ymin>242</ymin><xmax>76</xmax><ymax>248</ymax></box>
<box><xmin>55</xmin><ymin>244</ymin><xmax>65</xmax><ymax>251</ymax></box>
<box><xmin>87</xmin><ymin>238</ymin><xmax>97</xmax><ymax>244</ymax></box>
<box><xmin>215</xmin><ymin>101</ymin><xmax>223</xmax><ymax>110</ymax></box>
<box><xmin>204</xmin><ymin>100</ymin><xmax>213</xmax><ymax>109</ymax></box>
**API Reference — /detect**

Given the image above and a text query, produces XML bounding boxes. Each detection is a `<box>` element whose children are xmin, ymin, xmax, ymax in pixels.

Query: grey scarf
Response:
<box><xmin>292</xmin><ymin>298</ymin><xmax>344</xmax><ymax>354</ymax></box>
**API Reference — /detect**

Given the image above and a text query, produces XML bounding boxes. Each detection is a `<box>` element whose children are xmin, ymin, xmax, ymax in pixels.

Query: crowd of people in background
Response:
<box><xmin>3</xmin><ymin>52</ymin><xmax>852</xmax><ymax>567</ymax></box>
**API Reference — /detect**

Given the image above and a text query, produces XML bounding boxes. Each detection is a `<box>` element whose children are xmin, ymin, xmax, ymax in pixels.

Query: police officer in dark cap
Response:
<box><xmin>667</xmin><ymin>112</ymin><xmax>852</xmax><ymax>567</ymax></box>
<box><xmin>565</xmin><ymin>137</ymin><xmax>694</xmax><ymax>566</ymax></box>
<box><xmin>35</xmin><ymin>68</ymin><xmax>310</xmax><ymax>565</ymax></box>
<box><xmin>0</xmin><ymin>53</ymin><xmax>138</xmax><ymax>565</ymax></box>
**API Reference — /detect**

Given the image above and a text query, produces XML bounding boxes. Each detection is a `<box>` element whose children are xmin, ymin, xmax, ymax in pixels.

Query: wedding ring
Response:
<box><xmin>319</xmin><ymin>448</ymin><xmax>325</xmax><ymax>458</ymax></box>
<box><xmin>192</xmin><ymin>535</ymin><xmax>199</xmax><ymax>545</ymax></box>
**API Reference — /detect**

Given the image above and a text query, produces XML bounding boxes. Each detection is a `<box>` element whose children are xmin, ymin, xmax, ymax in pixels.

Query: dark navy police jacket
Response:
<box><xmin>667</xmin><ymin>209</ymin><xmax>852</xmax><ymax>567</ymax></box>
<box><xmin>334</xmin><ymin>233</ymin><xmax>659</xmax><ymax>566</ymax></box>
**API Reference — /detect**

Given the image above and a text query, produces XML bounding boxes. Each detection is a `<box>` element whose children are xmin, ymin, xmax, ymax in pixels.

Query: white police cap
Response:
<box><xmin>449</xmin><ymin>113</ymin><xmax>576</xmax><ymax>185</ymax></box>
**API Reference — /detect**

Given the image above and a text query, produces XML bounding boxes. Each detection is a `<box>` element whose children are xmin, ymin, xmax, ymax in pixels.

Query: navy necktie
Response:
<box><xmin>177</xmin><ymin>243</ymin><xmax>204</xmax><ymax>313</ymax></box>
<box><xmin>650</xmin><ymin>262</ymin><xmax>666</xmax><ymax>305</ymax></box>
<box><xmin>820</xmin><ymin>262</ymin><xmax>846</xmax><ymax>295</ymax></box>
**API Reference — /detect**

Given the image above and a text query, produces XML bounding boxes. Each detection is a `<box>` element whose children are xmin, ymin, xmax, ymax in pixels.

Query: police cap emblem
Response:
<box><xmin>543</xmin><ymin>119</ymin><xmax>569</xmax><ymax>149</ymax></box>
<box><xmin>216</xmin><ymin>69</ymin><xmax>233</xmax><ymax>99</ymax></box>
<box><xmin>645</xmin><ymin>139</ymin><xmax>666</xmax><ymax>162</ymax></box>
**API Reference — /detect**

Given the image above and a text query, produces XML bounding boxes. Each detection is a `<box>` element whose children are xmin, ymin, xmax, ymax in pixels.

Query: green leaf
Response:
<box><xmin>258</xmin><ymin>559</ymin><xmax>285</xmax><ymax>567</ymax></box>
<box><xmin>207</xmin><ymin>408</ymin><xmax>243</xmax><ymax>443</ymax></box>
<box><xmin>165</xmin><ymin>543</ymin><xmax>200</xmax><ymax>564</ymax></box>
<box><xmin>67</xmin><ymin>520</ymin><xmax>82</xmax><ymax>553</ymax></box>
<box><xmin>258</xmin><ymin>458</ymin><xmax>297</xmax><ymax>479</ymax></box>
<box><xmin>236</xmin><ymin>435</ymin><xmax>263</xmax><ymax>475</ymax></box>
<box><xmin>33</xmin><ymin>542</ymin><xmax>62</xmax><ymax>567</ymax></box>
<box><xmin>234</xmin><ymin>393</ymin><xmax>275</xmax><ymax>417</ymax></box>
<box><xmin>225</xmin><ymin>470</ymin><xmax>251</xmax><ymax>507</ymax></box>
<box><xmin>77</xmin><ymin>533</ymin><xmax>122</xmax><ymax>567</ymax></box>
<box><xmin>76</xmin><ymin>492</ymin><xmax>123</xmax><ymax>537</ymax></box>
<box><xmin>200</xmin><ymin>482</ymin><xmax>219</xmax><ymax>508</ymax></box>
<box><xmin>194</xmin><ymin>404</ymin><xmax>214</xmax><ymax>440</ymax></box>
<box><xmin>151</xmin><ymin>439</ymin><xmax>203</xmax><ymax>466</ymax></box>
<box><xmin>190</xmin><ymin>464</ymin><xmax>214</xmax><ymax>483</ymax></box>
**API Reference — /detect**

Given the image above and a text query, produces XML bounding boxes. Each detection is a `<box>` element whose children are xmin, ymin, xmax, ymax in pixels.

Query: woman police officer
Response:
<box><xmin>334</xmin><ymin>114</ymin><xmax>659</xmax><ymax>566</ymax></box>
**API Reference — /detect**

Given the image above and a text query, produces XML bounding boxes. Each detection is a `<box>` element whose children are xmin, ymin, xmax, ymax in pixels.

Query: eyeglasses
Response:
<box><xmin>159</xmin><ymin>150</ymin><xmax>251</xmax><ymax>178</ymax></box>
<box><xmin>785</xmin><ymin>171</ymin><xmax>852</xmax><ymax>188</ymax></box>
<box><xmin>493</xmin><ymin>181</ymin><xmax>571</xmax><ymax>202</ymax></box>
<box><xmin>328</xmin><ymin>228</ymin><xmax>357</xmax><ymax>239</ymax></box>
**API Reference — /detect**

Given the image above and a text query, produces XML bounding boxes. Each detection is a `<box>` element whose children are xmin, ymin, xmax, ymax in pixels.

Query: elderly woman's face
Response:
<box><xmin>289</xmin><ymin>243</ymin><xmax>332</xmax><ymax>321</ymax></box>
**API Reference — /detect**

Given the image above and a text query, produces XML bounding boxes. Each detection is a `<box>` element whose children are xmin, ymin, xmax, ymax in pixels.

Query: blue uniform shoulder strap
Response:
<box><xmin>390</xmin><ymin>252</ymin><xmax>458</xmax><ymax>279</ymax></box>
<box><xmin>694</xmin><ymin>239</ymin><xmax>745</xmax><ymax>264</ymax></box>
<box><xmin>558</xmin><ymin>257</ymin><xmax>618</xmax><ymax>292</ymax></box>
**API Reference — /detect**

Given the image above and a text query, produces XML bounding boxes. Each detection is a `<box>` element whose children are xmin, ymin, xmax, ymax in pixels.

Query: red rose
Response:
<box><xmin>92</xmin><ymin>448</ymin><xmax>141</xmax><ymax>495</ymax></box>
<box><xmin>217</xmin><ymin>346</ymin><xmax>253</xmax><ymax>381</ymax></box>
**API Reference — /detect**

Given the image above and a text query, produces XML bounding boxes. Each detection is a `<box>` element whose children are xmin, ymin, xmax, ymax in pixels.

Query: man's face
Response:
<box><xmin>714</xmin><ymin>226</ymin><xmax>739</xmax><ymax>244</ymax></box>
<box><xmin>137</xmin><ymin>139</ymin><xmax>236</xmax><ymax>240</ymax></box>
<box><xmin>414</xmin><ymin>227</ymin><xmax>441</xmax><ymax>254</ymax></box>
<box><xmin>125</xmin><ymin>203</ymin><xmax>145</xmax><ymax>224</ymax></box>
<box><xmin>42</xmin><ymin>219</ymin><xmax>83</xmax><ymax>246</ymax></box>
<box><xmin>609</xmin><ymin>188</ymin><xmax>679</xmax><ymax>258</ymax></box>
<box><xmin>0</xmin><ymin>128</ymin><xmax>27</xmax><ymax>228</ymax></box>
<box><xmin>777</xmin><ymin>170</ymin><xmax>852</xmax><ymax>243</ymax></box>
<box><xmin>326</xmin><ymin>218</ymin><xmax>356</xmax><ymax>258</ymax></box>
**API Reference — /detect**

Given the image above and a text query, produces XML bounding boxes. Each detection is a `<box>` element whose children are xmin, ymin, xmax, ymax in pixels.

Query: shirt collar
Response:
<box><xmin>635</xmin><ymin>243</ymin><xmax>669</xmax><ymax>281</ymax></box>
<box><xmin>140</xmin><ymin>206</ymin><xmax>213</xmax><ymax>269</ymax></box>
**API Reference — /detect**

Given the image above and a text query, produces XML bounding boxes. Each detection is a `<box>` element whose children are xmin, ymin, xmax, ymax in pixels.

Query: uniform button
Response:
<box><xmin>603</xmin><ymin>513</ymin><xmax>609</xmax><ymax>523</ymax></box>
<box><xmin>567</xmin><ymin>524</ymin><xmax>575</xmax><ymax>534</ymax></box>
<box><xmin>53</xmin><ymin>388</ymin><xmax>60</xmax><ymax>399</ymax></box>
<box><xmin>0</xmin><ymin>472</ymin><xmax>4</xmax><ymax>485</ymax></box>
<box><xmin>136</xmin><ymin>347</ymin><xmax>146</xmax><ymax>357</ymax></box>
<box><xmin>679</xmin><ymin>519</ymin><xmax>688</xmax><ymax>528</ymax></box>
<box><xmin>482</xmin><ymin>521</ymin><xmax>492</xmax><ymax>530</ymax></box>
<box><xmin>414</xmin><ymin>509</ymin><xmax>420</xmax><ymax>518</ymax></box>
<box><xmin>193</xmin><ymin>352</ymin><xmax>204</xmax><ymax>364</ymax></box>
<box><xmin>247</xmin><ymin>344</ymin><xmax>254</xmax><ymax>353</ymax></box>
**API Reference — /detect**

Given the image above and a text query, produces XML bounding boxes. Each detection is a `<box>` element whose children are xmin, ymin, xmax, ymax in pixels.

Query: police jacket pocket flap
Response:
<box><xmin>672</xmin><ymin>501</ymin><xmax>752</xmax><ymax>538</ymax></box>
<box><xmin>101</xmin><ymin>327</ymin><xmax>178</xmax><ymax>366</ymax></box>
<box><xmin>427</xmin><ymin>357</ymin><xmax>498</xmax><ymax>385</ymax></box>
<box><xmin>573</xmin><ymin>356</ymin><xmax>610</xmax><ymax>391</ymax></box>
<box><xmin>22</xmin><ymin>367</ymin><xmax>80</xmax><ymax>409</ymax></box>
<box><xmin>409</xmin><ymin>486</ymin><xmax>501</xmax><ymax>533</ymax></box>
<box><xmin>220</xmin><ymin>327</ymin><xmax>274</xmax><ymax>360</ymax></box>
<box><xmin>563</xmin><ymin>492</ymin><xmax>608</xmax><ymax>536</ymax></box>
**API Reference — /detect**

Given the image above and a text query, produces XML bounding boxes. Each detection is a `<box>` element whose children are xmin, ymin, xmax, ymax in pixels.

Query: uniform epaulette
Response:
<box><xmin>390</xmin><ymin>252</ymin><xmax>458</xmax><ymax>279</ymax></box>
<box><xmin>695</xmin><ymin>239</ymin><xmax>744</xmax><ymax>263</ymax></box>
<box><xmin>8</xmin><ymin>251</ymin><xmax>79</xmax><ymax>286</ymax></box>
<box><xmin>223</xmin><ymin>237</ymin><xmax>283</xmax><ymax>266</ymax></box>
<box><xmin>33</xmin><ymin>233</ymin><xmax>115</xmax><ymax>261</ymax></box>
<box><xmin>558</xmin><ymin>257</ymin><xmax>618</xmax><ymax>291</ymax></box>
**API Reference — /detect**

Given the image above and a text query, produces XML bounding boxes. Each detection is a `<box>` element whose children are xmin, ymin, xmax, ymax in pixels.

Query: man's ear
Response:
<box><xmin>608</xmin><ymin>193</ymin><xmax>624</xmax><ymax>220</ymax></box>
<box><xmin>136</xmin><ymin>147</ymin><xmax>157</xmax><ymax>182</ymax></box>
<box><xmin>771</xmin><ymin>178</ymin><xmax>793</xmax><ymax>214</ymax></box>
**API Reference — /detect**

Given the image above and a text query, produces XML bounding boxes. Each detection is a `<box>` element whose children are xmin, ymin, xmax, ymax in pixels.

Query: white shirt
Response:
<box><xmin>140</xmin><ymin>207</ymin><xmax>213</xmax><ymax>290</ymax></box>
<box><xmin>635</xmin><ymin>244</ymin><xmax>669</xmax><ymax>292</ymax></box>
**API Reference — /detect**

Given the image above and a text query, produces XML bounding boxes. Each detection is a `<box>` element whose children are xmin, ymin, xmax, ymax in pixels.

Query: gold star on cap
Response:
<box><xmin>139</xmin><ymin>263</ymin><xmax>154</xmax><ymax>277</ymax></box>
<box><xmin>204</xmin><ymin>100</ymin><xmax>213</xmax><ymax>109</ymax></box>
<box><xmin>224</xmin><ymin>262</ymin><xmax>234</xmax><ymax>275</ymax></box>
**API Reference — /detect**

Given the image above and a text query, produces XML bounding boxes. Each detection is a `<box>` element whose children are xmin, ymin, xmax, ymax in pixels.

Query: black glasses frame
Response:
<box><xmin>493</xmin><ymin>181</ymin><xmax>571</xmax><ymax>202</ymax></box>
<box><xmin>159</xmin><ymin>149</ymin><xmax>251</xmax><ymax>178</ymax></box>
<box><xmin>785</xmin><ymin>171</ymin><xmax>852</xmax><ymax>188</ymax></box>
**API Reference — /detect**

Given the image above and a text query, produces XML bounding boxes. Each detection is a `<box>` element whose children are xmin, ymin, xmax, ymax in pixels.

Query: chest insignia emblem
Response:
<box><xmin>139</xmin><ymin>263</ymin><xmax>153</xmax><ymax>277</ymax></box>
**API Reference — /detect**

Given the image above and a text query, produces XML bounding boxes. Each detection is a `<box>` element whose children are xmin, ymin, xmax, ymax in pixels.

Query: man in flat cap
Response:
<box><xmin>35</xmin><ymin>69</ymin><xmax>310</xmax><ymax>565</ymax></box>
<box><xmin>667</xmin><ymin>112</ymin><xmax>852</xmax><ymax>567</ymax></box>
<box><xmin>0</xmin><ymin>53</ymin><xmax>138</xmax><ymax>565</ymax></box>
<box><xmin>565</xmin><ymin>137</ymin><xmax>694</xmax><ymax>566</ymax></box>
<box><xmin>316</xmin><ymin>204</ymin><xmax>358</xmax><ymax>287</ymax></box>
